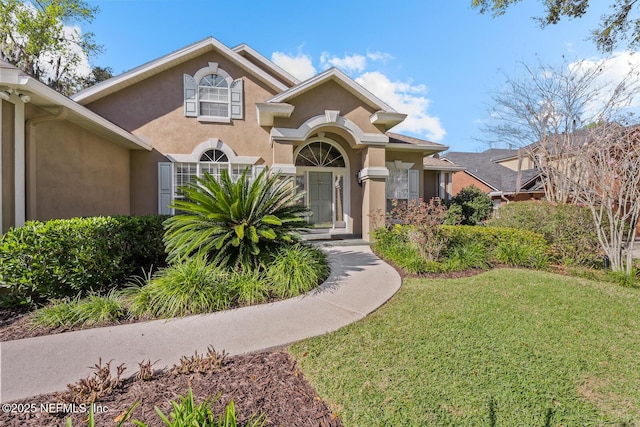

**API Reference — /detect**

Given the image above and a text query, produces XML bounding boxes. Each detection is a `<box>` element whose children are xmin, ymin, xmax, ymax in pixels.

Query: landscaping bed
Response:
<box><xmin>0</xmin><ymin>350</ymin><xmax>342</xmax><ymax>427</ymax></box>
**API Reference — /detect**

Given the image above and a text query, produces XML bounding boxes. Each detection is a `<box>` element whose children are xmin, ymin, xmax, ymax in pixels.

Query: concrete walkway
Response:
<box><xmin>0</xmin><ymin>245</ymin><xmax>400</xmax><ymax>403</ymax></box>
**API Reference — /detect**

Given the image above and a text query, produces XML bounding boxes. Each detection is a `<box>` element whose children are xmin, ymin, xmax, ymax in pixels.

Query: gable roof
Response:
<box><xmin>268</xmin><ymin>67</ymin><xmax>400</xmax><ymax>114</ymax></box>
<box><xmin>232</xmin><ymin>43</ymin><xmax>300</xmax><ymax>87</ymax></box>
<box><xmin>0</xmin><ymin>61</ymin><xmax>150</xmax><ymax>150</ymax></box>
<box><xmin>72</xmin><ymin>37</ymin><xmax>290</xmax><ymax>105</ymax></box>
<box><xmin>444</xmin><ymin>149</ymin><xmax>542</xmax><ymax>194</ymax></box>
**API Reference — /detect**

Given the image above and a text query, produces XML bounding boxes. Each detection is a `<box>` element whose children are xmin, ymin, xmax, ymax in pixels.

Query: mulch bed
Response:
<box><xmin>0</xmin><ymin>350</ymin><xmax>342</xmax><ymax>427</ymax></box>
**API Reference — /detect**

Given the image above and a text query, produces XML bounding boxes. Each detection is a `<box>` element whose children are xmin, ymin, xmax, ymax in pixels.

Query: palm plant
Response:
<box><xmin>163</xmin><ymin>167</ymin><xmax>309</xmax><ymax>270</ymax></box>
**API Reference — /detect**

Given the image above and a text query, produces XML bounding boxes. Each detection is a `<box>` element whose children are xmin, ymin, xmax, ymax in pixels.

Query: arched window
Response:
<box><xmin>183</xmin><ymin>63</ymin><xmax>244</xmax><ymax>121</ymax></box>
<box><xmin>200</xmin><ymin>149</ymin><xmax>229</xmax><ymax>162</ymax></box>
<box><xmin>295</xmin><ymin>141</ymin><xmax>345</xmax><ymax>167</ymax></box>
<box><xmin>198</xmin><ymin>74</ymin><xmax>229</xmax><ymax>118</ymax></box>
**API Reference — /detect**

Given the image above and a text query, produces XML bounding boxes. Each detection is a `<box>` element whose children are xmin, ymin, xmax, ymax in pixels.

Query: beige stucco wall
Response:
<box><xmin>496</xmin><ymin>156</ymin><xmax>534</xmax><ymax>171</ymax></box>
<box><xmin>274</xmin><ymin>80</ymin><xmax>379</xmax><ymax>136</ymax></box>
<box><xmin>30</xmin><ymin>117</ymin><xmax>130</xmax><ymax>221</ymax></box>
<box><xmin>85</xmin><ymin>51</ymin><xmax>280</xmax><ymax>215</ymax></box>
<box><xmin>2</xmin><ymin>100</ymin><xmax>15</xmax><ymax>232</ymax></box>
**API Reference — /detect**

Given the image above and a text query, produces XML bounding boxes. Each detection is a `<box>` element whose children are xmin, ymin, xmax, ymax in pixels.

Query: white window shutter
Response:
<box><xmin>408</xmin><ymin>169</ymin><xmax>419</xmax><ymax>202</ymax></box>
<box><xmin>230</xmin><ymin>79</ymin><xmax>244</xmax><ymax>119</ymax></box>
<box><xmin>158</xmin><ymin>162</ymin><xmax>174</xmax><ymax>215</ymax></box>
<box><xmin>183</xmin><ymin>74</ymin><xmax>197</xmax><ymax>117</ymax></box>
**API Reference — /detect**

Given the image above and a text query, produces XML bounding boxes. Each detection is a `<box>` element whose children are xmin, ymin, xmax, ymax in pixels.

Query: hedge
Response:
<box><xmin>0</xmin><ymin>215</ymin><xmax>168</xmax><ymax>307</ymax></box>
<box><xmin>487</xmin><ymin>201</ymin><xmax>602</xmax><ymax>266</ymax></box>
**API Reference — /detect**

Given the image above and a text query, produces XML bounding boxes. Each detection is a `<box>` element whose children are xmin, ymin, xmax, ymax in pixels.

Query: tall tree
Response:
<box><xmin>483</xmin><ymin>58</ymin><xmax>640</xmax><ymax>276</ymax></box>
<box><xmin>0</xmin><ymin>0</ymin><xmax>102</xmax><ymax>95</ymax></box>
<box><xmin>482</xmin><ymin>58</ymin><xmax>638</xmax><ymax>203</ymax></box>
<box><xmin>471</xmin><ymin>0</ymin><xmax>640</xmax><ymax>52</ymax></box>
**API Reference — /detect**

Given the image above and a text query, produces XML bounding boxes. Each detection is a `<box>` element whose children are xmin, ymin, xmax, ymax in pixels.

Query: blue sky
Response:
<box><xmin>81</xmin><ymin>0</ymin><xmax>628</xmax><ymax>152</ymax></box>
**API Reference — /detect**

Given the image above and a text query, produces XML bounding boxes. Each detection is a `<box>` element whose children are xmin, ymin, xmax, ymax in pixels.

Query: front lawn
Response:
<box><xmin>291</xmin><ymin>269</ymin><xmax>640</xmax><ymax>426</ymax></box>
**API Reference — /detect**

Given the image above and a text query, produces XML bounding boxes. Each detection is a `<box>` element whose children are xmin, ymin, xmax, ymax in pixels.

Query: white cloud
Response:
<box><xmin>569</xmin><ymin>51</ymin><xmax>640</xmax><ymax>117</ymax></box>
<box><xmin>367</xmin><ymin>51</ymin><xmax>394</xmax><ymax>63</ymax></box>
<box><xmin>270</xmin><ymin>50</ymin><xmax>446</xmax><ymax>143</ymax></box>
<box><xmin>356</xmin><ymin>71</ymin><xmax>446</xmax><ymax>142</ymax></box>
<box><xmin>271</xmin><ymin>51</ymin><xmax>316</xmax><ymax>81</ymax></box>
<box><xmin>320</xmin><ymin>52</ymin><xmax>367</xmax><ymax>73</ymax></box>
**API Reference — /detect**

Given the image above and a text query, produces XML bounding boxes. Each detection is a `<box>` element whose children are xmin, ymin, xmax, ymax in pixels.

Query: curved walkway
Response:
<box><xmin>0</xmin><ymin>245</ymin><xmax>400</xmax><ymax>403</ymax></box>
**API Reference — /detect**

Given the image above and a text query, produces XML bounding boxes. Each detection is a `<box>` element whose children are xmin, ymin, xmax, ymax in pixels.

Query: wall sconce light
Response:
<box><xmin>0</xmin><ymin>88</ymin><xmax>12</xmax><ymax>101</ymax></box>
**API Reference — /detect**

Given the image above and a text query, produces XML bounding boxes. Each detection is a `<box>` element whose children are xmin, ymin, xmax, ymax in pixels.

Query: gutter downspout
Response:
<box><xmin>25</xmin><ymin>106</ymin><xmax>68</xmax><ymax>220</ymax></box>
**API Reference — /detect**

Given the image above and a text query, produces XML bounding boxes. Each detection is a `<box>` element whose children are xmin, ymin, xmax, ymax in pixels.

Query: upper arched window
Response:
<box><xmin>198</xmin><ymin>75</ymin><xmax>229</xmax><ymax>118</ymax></box>
<box><xmin>295</xmin><ymin>141</ymin><xmax>345</xmax><ymax>167</ymax></box>
<box><xmin>183</xmin><ymin>62</ymin><xmax>244</xmax><ymax>121</ymax></box>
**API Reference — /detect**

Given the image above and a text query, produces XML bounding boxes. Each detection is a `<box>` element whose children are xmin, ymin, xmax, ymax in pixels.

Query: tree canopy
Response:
<box><xmin>0</xmin><ymin>0</ymin><xmax>102</xmax><ymax>95</ymax></box>
<box><xmin>471</xmin><ymin>0</ymin><xmax>640</xmax><ymax>52</ymax></box>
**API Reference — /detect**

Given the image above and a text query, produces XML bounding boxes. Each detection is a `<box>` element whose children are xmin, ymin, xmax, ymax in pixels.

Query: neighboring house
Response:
<box><xmin>443</xmin><ymin>148</ymin><xmax>545</xmax><ymax>209</ymax></box>
<box><xmin>0</xmin><ymin>37</ymin><xmax>453</xmax><ymax>240</ymax></box>
<box><xmin>422</xmin><ymin>154</ymin><xmax>465</xmax><ymax>201</ymax></box>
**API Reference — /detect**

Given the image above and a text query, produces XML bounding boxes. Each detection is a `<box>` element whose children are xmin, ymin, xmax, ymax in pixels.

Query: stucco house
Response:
<box><xmin>0</xmin><ymin>36</ymin><xmax>453</xmax><ymax>240</ymax></box>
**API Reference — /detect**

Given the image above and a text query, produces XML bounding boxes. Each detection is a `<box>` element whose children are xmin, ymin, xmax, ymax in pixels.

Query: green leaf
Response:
<box><xmin>262</xmin><ymin>215</ymin><xmax>283</xmax><ymax>225</ymax></box>
<box><xmin>234</xmin><ymin>223</ymin><xmax>245</xmax><ymax>239</ymax></box>
<box><xmin>259</xmin><ymin>228</ymin><xmax>277</xmax><ymax>240</ymax></box>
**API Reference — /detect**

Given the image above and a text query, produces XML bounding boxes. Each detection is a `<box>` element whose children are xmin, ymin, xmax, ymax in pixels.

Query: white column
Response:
<box><xmin>0</xmin><ymin>99</ymin><xmax>3</xmax><ymax>231</ymax></box>
<box><xmin>14</xmin><ymin>100</ymin><xmax>25</xmax><ymax>227</ymax></box>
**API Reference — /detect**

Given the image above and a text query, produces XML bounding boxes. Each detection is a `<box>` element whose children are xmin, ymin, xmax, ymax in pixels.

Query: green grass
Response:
<box><xmin>291</xmin><ymin>269</ymin><xmax>640</xmax><ymax>426</ymax></box>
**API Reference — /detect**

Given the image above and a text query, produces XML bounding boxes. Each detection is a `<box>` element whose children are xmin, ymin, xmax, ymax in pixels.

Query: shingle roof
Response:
<box><xmin>444</xmin><ymin>149</ymin><xmax>542</xmax><ymax>193</ymax></box>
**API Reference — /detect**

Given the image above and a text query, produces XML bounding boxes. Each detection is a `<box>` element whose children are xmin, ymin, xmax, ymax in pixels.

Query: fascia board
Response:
<box><xmin>22</xmin><ymin>78</ymin><xmax>151</xmax><ymax>151</ymax></box>
<box><xmin>232</xmin><ymin>43</ymin><xmax>300</xmax><ymax>86</ymax></box>
<box><xmin>73</xmin><ymin>37</ymin><xmax>289</xmax><ymax>104</ymax></box>
<box><xmin>268</xmin><ymin>68</ymin><xmax>397</xmax><ymax>112</ymax></box>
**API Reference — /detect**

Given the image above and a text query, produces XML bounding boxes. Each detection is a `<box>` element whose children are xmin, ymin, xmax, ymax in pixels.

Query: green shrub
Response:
<box><xmin>126</xmin><ymin>257</ymin><xmax>231</xmax><ymax>318</ymax></box>
<box><xmin>444</xmin><ymin>185</ymin><xmax>493</xmax><ymax>225</ymax></box>
<box><xmin>493</xmin><ymin>240</ymin><xmax>549</xmax><ymax>268</ymax></box>
<box><xmin>374</xmin><ymin>224</ymin><xmax>549</xmax><ymax>274</ymax></box>
<box><xmin>442</xmin><ymin>241</ymin><xmax>491</xmax><ymax>271</ymax></box>
<box><xmin>0</xmin><ymin>215</ymin><xmax>167</xmax><ymax>307</ymax></box>
<box><xmin>441</xmin><ymin>225</ymin><xmax>549</xmax><ymax>255</ymax></box>
<box><xmin>265</xmin><ymin>243</ymin><xmax>330</xmax><ymax>298</ymax></box>
<box><xmin>228</xmin><ymin>270</ymin><xmax>271</xmax><ymax>306</ymax></box>
<box><xmin>488</xmin><ymin>201</ymin><xmax>601</xmax><ymax>266</ymax></box>
<box><xmin>164</xmin><ymin>168</ymin><xmax>309</xmax><ymax>271</ymax></box>
<box><xmin>372</xmin><ymin>226</ymin><xmax>428</xmax><ymax>273</ymax></box>
<box><xmin>32</xmin><ymin>291</ymin><xmax>125</xmax><ymax>328</ymax></box>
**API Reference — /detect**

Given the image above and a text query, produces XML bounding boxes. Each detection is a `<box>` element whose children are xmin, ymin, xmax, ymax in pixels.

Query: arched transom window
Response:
<box><xmin>295</xmin><ymin>141</ymin><xmax>345</xmax><ymax>167</ymax></box>
<box><xmin>200</xmin><ymin>149</ymin><xmax>229</xmax><ymax>162</ymax></box>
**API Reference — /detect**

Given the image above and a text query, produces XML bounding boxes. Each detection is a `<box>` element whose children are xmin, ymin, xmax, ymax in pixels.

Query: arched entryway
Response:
<box><xmin>294</xmin><ymin>139</ymin><xmax>350</xmax><ymax>231</ymax></box>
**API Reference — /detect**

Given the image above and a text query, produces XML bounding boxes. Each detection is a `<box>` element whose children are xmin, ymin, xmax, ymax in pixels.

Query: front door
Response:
<box><xmin>308</xmin><ymin>171</ymin><xmax>333</xmax><ymax>226</ymax></box>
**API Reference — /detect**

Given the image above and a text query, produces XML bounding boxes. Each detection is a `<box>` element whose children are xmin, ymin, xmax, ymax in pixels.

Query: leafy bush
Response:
<box><xmin>441</xmin><ymin>225</ymin><xmax>548</xmax><ymax>254</ymax></box>
<box><xmin>164</xmin><ymin>168</ymin><xmax>309</xmax><ymax>271</ymax></box>
<box><xmin>32</xmin><ymin>291</ymin><xmax>125</xmax><ymax>328</ymax></box>
<box><xmin>444</xmin><ymin>185</ymin><xmax>493</xmax><ymax>225</ymax></box>
<box><xmin>0</xmin><ymin>215</ymin><xmax>167</xmax><ymax>307</ymax></box>
<box><xmin>228</xmin><ymin>270</ymin><xmax>271</xmax><ymax>306</ymax></box>
<box><xmin>374</xmin><ymin>224</ymin><xmax>549</xmax><ymax>274</ymax></box>
<box><xmin>372</xmin><ymin>226</ymin><xmax>429</xmax><ymax>273</ymax></box>
<box><xmin>388</xmin><ymin>198</ymin><xmax>448</xmax><ymax>261</ymax></box>
<box><xmin>125</xmin><ymin>257</ymin><xmax>231</xmax><ymax>318</ymax></box>
<box><xmin>488</xmin><ymin>201</ymin><xmax>602</xmax><ymax>266</ymax></box>
<box><xmin>442</xmin><ymin>241</ymin><xmax>491</xmax><ymax>271</ymax></box>
<box><xmin>493</xmin><ymin>240</ymin><xmax>549</xmax><ymax>268</ymax></box>
<box><xmin>265</xmin><ymin>243</ymin><xmax>330</xmax><ymax>298</ymax></box>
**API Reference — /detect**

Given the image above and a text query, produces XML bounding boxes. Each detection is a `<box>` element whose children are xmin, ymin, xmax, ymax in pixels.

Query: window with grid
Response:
<box><xmin>198</xmin><ymin>74</ymin><xmax>229</xmax><ymax>118</ymax></box>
